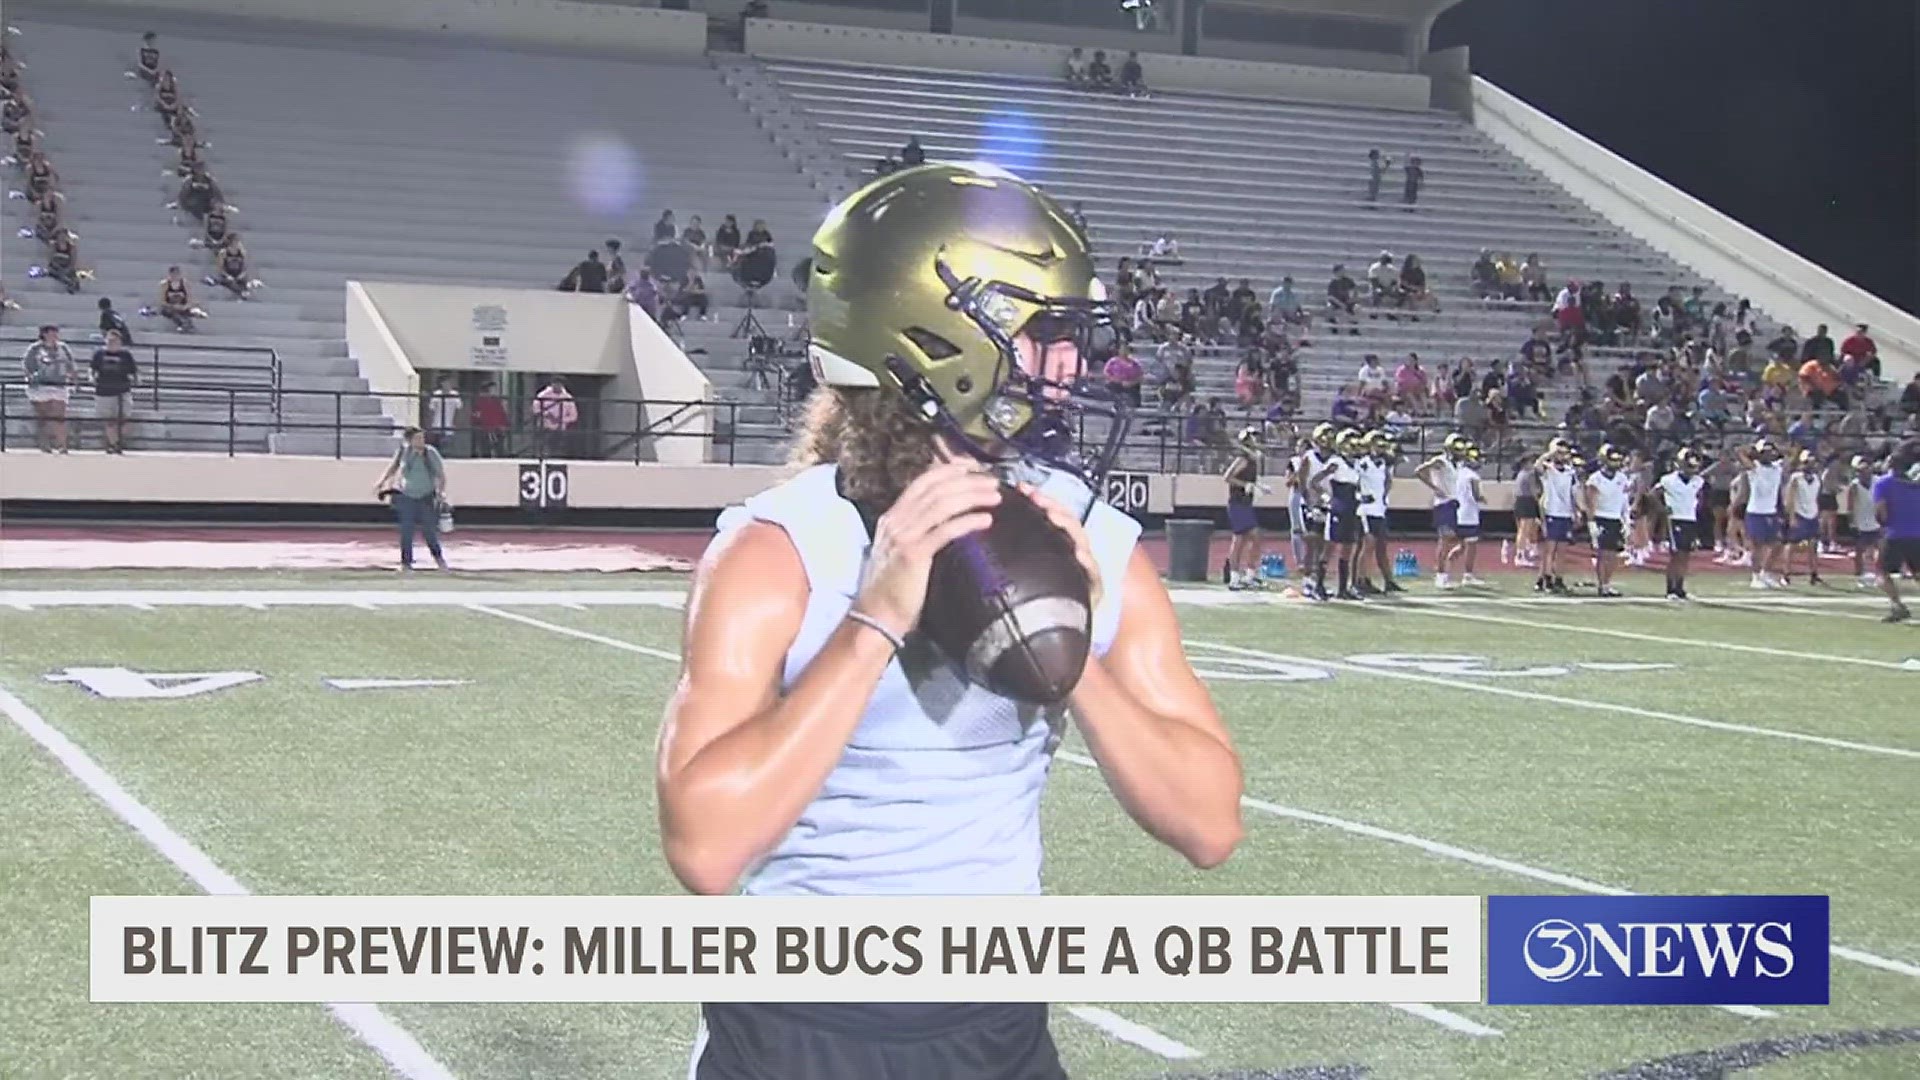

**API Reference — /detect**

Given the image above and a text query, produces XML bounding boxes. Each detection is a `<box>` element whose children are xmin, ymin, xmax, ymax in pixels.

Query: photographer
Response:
<box><xmin>373</xmin><ymin>427</ymin><xmax>451</xmax><ymax>572</ymax></box>
<box><xmin>733</xmin><ymin>239</ymin><xmax>777</xmax><ymax>301</ymax></box>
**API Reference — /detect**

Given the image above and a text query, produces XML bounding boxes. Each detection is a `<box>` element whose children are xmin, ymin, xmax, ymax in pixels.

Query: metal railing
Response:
<box><xmin>4</xmin><ymin>382</ymin><xmax>1909</xmax><ymax>475</ymax></box>
<box><xmin>0</xmin><ymin>331</ymin><xmax>282</xmax><ymax>418</ymax></box>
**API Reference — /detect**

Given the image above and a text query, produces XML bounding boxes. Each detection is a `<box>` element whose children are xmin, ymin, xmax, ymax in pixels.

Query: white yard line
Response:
<box><xmin>1189</xmin><ymin>640</ymin><xmax>1920</xmax><ymax>761</ymax></box>
<box><xmin>0</xmin><ymin>687</ymin><xmax>458</xmax><ymax>1080</ymax></box>
<box><xmin>1392</xmin><ymin>601</ymin><xmax>1919</xmax><ymax>673</ymax></box>
<box><xmin>1696</xmin><ymin>598</ymin><xmax>1899</xmax><ymax>624</ymax></box>
<box><xmin>467</xmin><ymin>605</ymin><xmax>682</xmax><ymax>662</ymax></box>
<box><xmin>1384</xmin><ymin>1003</ymin><xmax>1504</xmax><ymax>1036</ymax></box>
<box><xmin>1062</xmin><ymin>1005</ymin><xmax>1206</xmax><ymax>1059</ymax></box>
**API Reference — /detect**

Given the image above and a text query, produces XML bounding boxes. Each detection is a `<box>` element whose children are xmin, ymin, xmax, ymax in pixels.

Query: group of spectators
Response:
<box><xmin>5</xmin><ymin>38</ymin><xmax>92</xmax><ymax>294</ymax></box>
<box><xmin>1365</xmin><ymin>149</ymin><xmax>1424</xmax><ymax>207</ymax></box>
<box><xmin>18</xmin><ymin>322</ymin><xmax>142</xmax><ymax>454</ymax></box>
<box><xmin>137</xmin><ymin>32</ymin><xmax>257</xmax><ymax>327</ymax></box>
<box><xmin>419</xmin><ymin>373</ymin><xmax>582</xmax><ymax>459</ymax></box>
<box><xmin>559</xmin><ymin>209</ymin><xmax>773</xmax><ymax>339</ymax></box>
<box><xmin>1064</xmin><ymin>48</ymin><xmax>1147</xmax><ymax>96</ymax></box>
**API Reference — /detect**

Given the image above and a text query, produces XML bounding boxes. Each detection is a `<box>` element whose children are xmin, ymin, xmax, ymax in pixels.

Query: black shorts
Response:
<box><xmin>1883</xmin><ymin>537</ymin><xmax>1920</xmax><ymax>577</ymax></box>
<box><xmin>1361</xmin><ymin>513</ymin><xmax>1389</xmax><ymax>538</ymax></box>
<box><xmin>1709</xmin><ymin>488</ymin><xmax>1732</xmax><ymax>510</ymax></box>
<box><xmin>1301</xmin><ymin>508</ymin><xmax>1328</xmax><ymax>536</ymax></box>
<box><xmin>1669</xmin><ymin>519</ymin><xmax>1703</xmax><ymax>553</ymax></box>
<box><xmin>1594</xmin><ymin>517</ymin><xmax>1625</xmax><ymax>552</ymax></box>
<box><xmin>1325</xmin><ymin>512</ymin><xmax>1361</xmax><ymax>544</ymax></box>
<box><xmin>1513</xmin><ymin>495</ymin><xmax>1542</xmax><ymax>520</ymax></box>
<box><xmin>1817</xmin><ymin>492</ymin><xmax>1839</xmax><ymax>512</ymax></box>
<box><xmin>693</xmin><ymin>1003</ymin><xmax>1066</xmax><ymax>1080</ymax></box>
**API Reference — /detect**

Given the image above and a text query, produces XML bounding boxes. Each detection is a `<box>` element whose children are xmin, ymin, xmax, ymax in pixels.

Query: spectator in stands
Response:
<box><xmin>1471</xmin><ymin>248</ymin><xmax>1498</xmax><ymax>298</ymax></box>
<box><xmin>1493</xmin><ymin>252</ymin><xmax>1524</xmax><ymax>300</ymax></box>
<box><xmin>374</xmin><ymin>427</ymin><xmax>450</xmax><ymax>572</ymax></box>
<box><xmin>1178</xmin><ymin>287</ymin><xmax>1206</xmax><ymax>338</ymax></box>
<box><xmin>1356</xmin><ymin>353</ymin><xmax>1390</xmax><ymax>400</ymax></box>
<box><xmin>596</xmin><ymin>238</ymin><xmax>624</xmax><ymax>294</ymax></box>
<box><xmin>1158</xmin><ymin>352</ymin><xmax>1195</xmax><ymax>412</ymax></box>
<box><xmin>1519</xmin><ymin>325</ymin><xmax>1555</xmax><ymax>375</ymax></box>
<box><xmin>533</xmin><ymin>376</ymin><xmax>578</xmax><ymax>458</ymax></box>
<box><xmin>1799</xmin><ymin>354</ymin><xmax>1842</xmax><ymax>410</ymax></box>
<box><xmin>174</xmin><ymin>131</ymin><xmax>205</xmax><ymax>177</ymax></box>
<box><xmin>1801</xmin><ymin>323</ymin><xmax>1836</xmax><ymax>365</ymax></box>
<box><xmin>209</xmin><ymin>237</ymin><xmax>255</xmax><ymax>300</ymax></box>
<box><xmin>1520</xmin><ymin>254</ymin><xmax>1550</xmax><ymax>301</ymax></box>
<box><xmin>166</xmin><ymin>108</ymin><xmax>200</xmax><ymax>151</ymax></box>
<box><xmin>1366</xmin><ymin>251</ymin><xmax>1404</xmax><ymax>312</ymax></box>
<box><xmin>90</xmin><ymin>328</ymin><xmax>138</xmax><ymax>454</ymax></box>
<box><xmin>1119</xmin><ymin>51</ymin><xmax>1145</xmax><ymax>95</ymax></box>
<box><xmin>134</xmin><ymin>32</ymin><xmax>162</xmax><ymax>85</ymax></box>
<box><xmin>1326</xmin><ymin>264</ymin><xmax>1359</xmax><ymax>334</ymax></box>
<box><xmin>10</xmin><ymin>124</ymin><xmax>42</xmax><ymax>169</ymax></box>
<box><xmin>1</xmin><ymin>46</ymin><xmax>23</xmax><ymax>96</ymax></box>
<box><xmin>627</xmin><ymin>269</ymin><xmax>660</xmax><ymax>322</ymax></box>
<box><xmin>646</xmin><ymin>235</ymin><xmax>694</xmax><ymax>291</ymax></box>
<box><xmin>1759</xmin><ymin>351</ymin><xmax>1794</xmax><ymax>397</ymax></box>
<box><xmin>1400</xmin><ymin>254</ymin><xmax>1438</xmax><ymax>314</ymax></box>
<box><xmin>1402</xmin><ymin>155</ymin><xmax>1425</xmax><ymax>206</ymax></box>
<box><xmin>1067</xmin><ymin>201</ymin><xmax>1090</xmax><ymax>246</ymax></box>
<box><xmin>1366</xmin><ymin>148</ymin><xmax>1388</xmax><ymax>202</ymax></box>
<box><xmin>426</xmin><ymin>375</ymin><xmax>461</xmax><ymax>451</ymax></box>
<box><xmin>1201</xmin><ymin>276</ymin><xmax>1230</xmax><ymax>320</ymax></box>
<box><xmin>1450</xmin><ymin>357</ymin><xmax>1478</xmax><ymax>403</ymax></box>
<box><xmin>152</xmin><ymin>70</ymin><xmax>182</xmax><ymax>125</ymax></box>
<box><xmin>2</xmin><ymin>89</ymin><xmax>34</xmax><ymax>137</ymax></box>
<box><xmin>471</xmin><ymin>381</ymin><xmax>509</xmax><ymax>457</ymax></box>
<box><xmin>157</xmin><ymin>266</ymin><xmax>198</xmax><ymax>331</ymax></box>
<box><xmin>1611</xmin><ymin>283</ymin><xmax>1642</xmax><ymax>341</ymax></box>
<box><xmin>1507</xmin><ymin>363</ymin><xmax>1542</xmax><ymax>419</ymax></box>
<box><xmin>1086</xmin><ymin>50</ymin><xmax>1113</xmax><ymax>89</ymax></box>
<box><xmin>1104</xmin><ymin>344</ymin><xmax>1143</xmax><ymax>408</ymax></box>
<box><xmin>22</xmin><ymin>325</ymin><xmax>77</xmax><ymax>454</ymax></box>
<box><xmin>1146</xmin><ymin>232</ymin><xmax>1182</xmax><ymax>263</ymax></box>
<box><xmin>1683</xmin><ymin>286</ymin><xmax>1710</xmax><ymax>329</ymax></box>
<box><xmin>174</xmin><ymin>165</ymin><xmax>222</xmax><ymax>222</ymax></box>
<box><xmin>899</xmin><ymin>135</ymin><xmax>925</xmax><ymax>167</ymax></box>
<box><xmin>23</xmin><ymin>149</ymin><xmax>57</xmax><ymax>200</ymax></box>
<box><xmin>744</xmin><ymin>218</ymin><xmax>773</xmax><ymax>251</ymax></box>
<box><xmin>1841</xmin><ymin>323</ymin><xmax>1878</xmax><ymax>378</ymax></box>
<box><xmin>1267</xmin><ymin>275</ymin><xmax>1307</xmax><ymax>330</ymax></box>
<box><xmin>1233</xmin><ymin>352</ymin><xmax>1264</xmax><ymax>408</ymax></box>
<box><xmin>1331</xmin><ymin>385</ymin><xmax>1362</xmax><ymax>425</ymax></box>
<box><xmin>678</xmin><ymin>275</ymin><xmax>710</xmax><ymax>320</ymax></box>
<box><xmin>1896</xmin><ymin>371</ymin><xmax>1920</xmax><ymax>417</ymax></box>
<box><xmin>1395</xmin><ymin>353</ymin><xmax>1430</xmax><ymax>412</ymax></box>
<box><xmin>652</xmin><ymin>210</ymin><xmax>677</xmax><ymax>244</ymax></box>
<box><xmin>44</xmin><ymin>228</ymin><xmax>83</xmax><ymax>295</ymax></box>
<box><xmin>1695</xmin><ymin>379</ymin><xmax>1733</xmax><ymax>430</ymax></box>
<box><xmin>0</xmin><ymin>285</ymin><xmax>17</xmax><ymax>324</ymax></box>
<box><xmin>32</xmin><ymin>187</ymin><xmax>64</xmax><ymax>243</ymax></box>
<box><xmin>679</xmin><ymin>216</ymin><xmax>710</xmax><ymax>272</ymax></box>
<box><xmin>1064</xmin><ymin>47</ymin><xmax>1089</xmax><ymax>87</ymax></box>
<box><xmin>98</xmin><ymin>297</ymin><xmax>136</xmax><ymax>348</ymax></box>
<box><xmin>712</xmin><ymin>214</ymin><xmax>743</xmax><ymax>269</ymax></box>
<box><xmin>559</xmin><ymin>249</ymin><xmax>608</xmax><ymax>293</ymax></box>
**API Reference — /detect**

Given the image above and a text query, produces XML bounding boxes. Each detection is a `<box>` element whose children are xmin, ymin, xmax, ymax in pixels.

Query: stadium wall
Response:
<box><xmin>60</xmin><ymin>0</ymin><xmax>708</xmax><ymax>56</ymax></box>
<box><xmin>1472</xmin><ymin>77</ymin><xmax>1919</xmax><ymax>384</ymax></box>
<box><xmin>744</xmin><ymin>19</ymin><xmax>1432</xmax><ymax>110</ymax></box>
<box><xmin>345</xmin><ymin>282</ymin><xmax>418</xmax><ymax>433</ymax></box>
<box><xmin>0</xmin><ymin>453</ymin><xmax>1515</xmax><ymax>515</ymax></box>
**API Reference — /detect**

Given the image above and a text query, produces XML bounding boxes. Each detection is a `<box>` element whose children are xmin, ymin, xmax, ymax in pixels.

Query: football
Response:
<box><xmin>920</xmin><ymin>482</ymin><xmax>1093</xmax><ymax>706</ymax></box>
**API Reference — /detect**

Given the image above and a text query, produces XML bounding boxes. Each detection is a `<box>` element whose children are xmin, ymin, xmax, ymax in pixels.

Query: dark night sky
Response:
<box><xmin>1432</xmin><ymin>0</ymin><xmax>1920</xmax><ymax>316</ymax></box>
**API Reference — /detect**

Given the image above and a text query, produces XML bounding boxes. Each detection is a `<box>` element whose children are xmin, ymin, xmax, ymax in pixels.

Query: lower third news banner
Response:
<box><xmin>91</xmin><ymin>895</ymin><xmax>1480</xmax><ymax>1004</ymax></box>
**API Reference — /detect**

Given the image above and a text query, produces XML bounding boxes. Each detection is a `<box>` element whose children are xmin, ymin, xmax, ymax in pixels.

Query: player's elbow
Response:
<box><xmin>665</xmin><ymin>839</ymin><xmax>745</xmax><ymax>896</ymax></box>
<box><xmin>1183</xmin><ymin>820</ymin><xmax>1243</xmax><ymax>870</ymax></box>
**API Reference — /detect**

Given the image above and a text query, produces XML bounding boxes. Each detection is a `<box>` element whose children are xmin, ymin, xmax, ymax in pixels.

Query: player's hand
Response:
<box><xmin>1018</xmin><ymin>482</ymin><xmax>1104</xmax><ymax>615</ymax></box>
<box><xmin>854</xmin><ymin>459</ymin><xmax>1001</xmax><ymax>641</ymax></box>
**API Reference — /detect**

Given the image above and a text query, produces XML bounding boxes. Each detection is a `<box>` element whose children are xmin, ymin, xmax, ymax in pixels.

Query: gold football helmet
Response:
<box><xmin>806</xmin><ymin>162</ymin><xmax>1118</xmax><ymax>477</ymax></box>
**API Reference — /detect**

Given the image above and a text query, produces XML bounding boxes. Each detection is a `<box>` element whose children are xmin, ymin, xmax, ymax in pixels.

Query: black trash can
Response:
<box><xmin>1165</xmin><ymin>518</ymin><xmax>1214</xmax><ymax>582</ymax></box>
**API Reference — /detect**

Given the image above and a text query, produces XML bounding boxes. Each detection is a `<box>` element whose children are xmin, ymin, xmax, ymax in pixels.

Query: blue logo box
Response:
<box><xmin>1487</xmin><ymin>895</ymin><xmax>1829</xmax><ymax>1005</ymax></box>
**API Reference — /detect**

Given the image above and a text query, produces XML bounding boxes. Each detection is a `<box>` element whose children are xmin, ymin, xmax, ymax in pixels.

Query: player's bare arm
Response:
<box><xmin>657</xmin><ymin>461</ymin><xmax>1001</xmax><ymax>895</ymax></box>
<box><xmin>1025</xmin><ymin>487</ymin><xmax>1244</xmax><ymax>869</ymax></box>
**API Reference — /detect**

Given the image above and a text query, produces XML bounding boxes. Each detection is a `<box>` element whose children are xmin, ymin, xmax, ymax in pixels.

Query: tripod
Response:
<box><xmin>732</xmin><ymin>287</ymin><xmax>771</xmax><ymax>340</ymax></box>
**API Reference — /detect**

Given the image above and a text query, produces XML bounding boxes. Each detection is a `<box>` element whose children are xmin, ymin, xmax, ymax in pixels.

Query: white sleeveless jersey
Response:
<box><xmin>1746</xmin><ymin>462</ymin><xmax>1784</xmax><ymax>513</ymax></box>
<box><xmin>1453</xmin><ymin>466</ymin><xmax>1482</xmax><ymax>526</ymax></box>
<box><xmin>1658</xmin><ymin>472</ymin><xmax>1703</xmax><ymax>522</ymax></box>
<box><xmin>1540</xmin><ymin>464</ymin><xmax>1577</xmax><ymax>518</ymax></box>
<box><xmin>709</xmin><ymin>463</ymin><xmax>1140</xmax><ymax>896</ymax></box>
<box><xmin>1357</xmin><ymin>458</ymin><xmax>1388</xmax><ymax>518</ymax></box>
<box><xmin>1849</xmin><ymin>479</ymin><xmax>1881</xmax><ymax>532</ymax></box>
<box><xmin>1587</xmin><ymin>470</ymin><xmax>1632</xmax><ymax>520</ymax></box>
<box><xmin>1428</xmin><ymin>459</ymin><xmax>1458</xmax><ymax>506</ymax></box>
<box><xmin>1787</xmin><ymin>472</ymin><xmax>1821</xmax><ymax>518</ymax></box>
<box><xmin>1303</xmin><ymin>450</ymin><xmax>1333</xmax><ymax>506</ymax></box>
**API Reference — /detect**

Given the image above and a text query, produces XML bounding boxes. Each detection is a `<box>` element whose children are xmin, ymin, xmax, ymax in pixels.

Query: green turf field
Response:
<box><xmin>2</xmin><ymin>568</ymin><xmax>1916</xmax><ymax>1079</ymax></box>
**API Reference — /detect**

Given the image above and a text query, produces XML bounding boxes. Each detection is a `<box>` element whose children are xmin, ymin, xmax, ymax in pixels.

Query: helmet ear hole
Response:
<box><xmin>904</xmin><ymin>326</ymin><xmax>962</xmax><ymax>361</ymax></box>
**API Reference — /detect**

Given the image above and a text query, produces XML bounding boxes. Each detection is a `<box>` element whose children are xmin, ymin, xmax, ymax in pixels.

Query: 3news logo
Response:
<box><xmin>1486</xmin><ymin>895</ymin><xmax>1829</xmax><ymax>1005</ymax></box>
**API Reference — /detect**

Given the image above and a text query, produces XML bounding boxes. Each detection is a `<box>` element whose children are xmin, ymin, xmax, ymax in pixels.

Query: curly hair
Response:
<box><xmin>789</xmin><ymin>386</ymin><xmax>939</xmax><ymax>504</ymax></box>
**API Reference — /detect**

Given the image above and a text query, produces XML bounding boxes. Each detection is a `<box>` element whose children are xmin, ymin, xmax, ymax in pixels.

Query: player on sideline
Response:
<box><xmin>1658</xmin><ymin>449</ymin><xmax>1707</xmax><ymax>600</ymax></box>
<box><xmin>1298</xmin><ymin>424</ymin><xmax>1337</xmax><ymax>600</ymax></box>
<box><xmin>1583</xmin><ymin>444</ymin><xmax>1632</xmax><ymax>598</ymax></box>
<box><xmin>1311</xmin><ymin>428</ymin><xmax>1365</xmax><ymax>600</ymax></box>
<box><xmin>1453</xmin><ymin>442</ymin><xmax>1486</xmax><ymax>586</ymax></box>
<box><xmin>1417</xmin><ymin>433</ymin><xmax>1467</xmax><ymax>589</ymax></box>
<box><xmin>1223</xmin><ymin>426</ymin><xmax>1264</xmax><ymax>590</ymax></box>
<box><xmin>1873</xmin><ymin>446</ymin><xmax>1919</xmax><ymax>622</ymax></box>
<box><xmin>1356</xmin><ymin>429</ymin><xmax>1402</xmax><ymax>593</ymax></box>
<box><xmin>1285</xmin><ymin>435</ymin><xmax>1312</xmax><ymax>581</ymax></box>
<box><xmin>1535</xmin><ymin>437</ymin><xmax>1578</xmax><ymax>594</ymax></box>
<box><xmin>1843</xmin><ymin>455</ymin><xmax>1882</xmax><ymax>589</ymax></box>
<box><xmin>1742</xmin><ymin>438</ymin><xmax>1788</xmax><ymax>589</ymax></box>
<box><xmin>1784</xmin><ymin>450</ymin><xmax>1827</xmax><ymax>586</ymax></box>
<box><xmin>658</xmin><ymin>163</ymin><xmax>1243</xmax><ymax>1080</ymax></box>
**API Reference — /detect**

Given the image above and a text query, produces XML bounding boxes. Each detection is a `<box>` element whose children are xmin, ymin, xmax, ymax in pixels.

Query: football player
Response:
<box><xmin>1658</xmin><ymin>449</ymin><xmax>1708</xmax><ymax>600</ymax></box>
<box><xmin>1872</xmin><ymin>447</ymin><xmax>1920</xmax><ymax>622</ymax></box>
<box><xmin>1297</xmin><ymin>423</ymin><xmax>1338</xmax><ymax>600</ymax></box>
<box><xmin>659</xmin><ymin>164</ymin><xmax>1244</xmax><ymax>1079</ymax></box>
<box><xmin>1535</xmin><ymin>436</ymin><xmax>1579</xmax><ymax>594</ymax></box>
<box><xmin>1417</xmin><ymin>433</ymin><xmax>1467</xmax><ymax>589</ymax></box>
<box><xmin>1356</xmin><ymin>429</ymin><xmax>1403</xmax><ymax>594</ymax></box>
<box><xmin>1783</xmin><ymin>450</ymin><xmax>1826</xmax><ymax>586</ymax></box>
<box><xmin>1741</xmin><ymin>438</ymin><xmax>1787</xmax><ymax>588</ymax></box>
<box><xmin>1223</xmin><ymin>425</ymin><xmax>1264</xmax><ymax>590</ymax></box>
<box><xmin>1583</xmin><ymin>444</ymin><xmax>1633</xmax><ymax>597</ymax></box>
<box><xmin>1312</xmin><ymin>428</ymin><xmax>1366</xmax><ymax>600</ymax></box>
<box><xmin>1285</xmin><ymin>435</ymin><xmax>1312</xmax><ymax>575</ymax></box>
<box><xmin>1843</xmin><ymin>454</ymin><xmax>1882</xmax><ymax>588</ymax></box>
<box><xmin>1453</xmin><ymin>442</ymin><xmax>1486</xmax><ymax>586</ymax></box>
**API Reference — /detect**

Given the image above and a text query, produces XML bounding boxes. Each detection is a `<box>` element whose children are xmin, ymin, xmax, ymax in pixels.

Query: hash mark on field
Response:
<box><xmin>1065</xmin><ymin>1005</ymin><xmax>1204</xmax><ymax>1058</ymax></box>
<box><xmin>1385</xmin><ymin>1003</ymin><xmax>1502</xmax><ymax>1036</ymax></box>
<box><xmin>468</xmin><ymin>605</ymin><xmax>680</xmax><ymax>662</ymax></box>
<box><xmin>0</xmin><ymin>686</ymin><xmax>459</xmax><ymax>1080</ymax></box>
<box><xmin>1188</xmin><ymin>640</ymin><xmax>1920</xmax><ymax>760</ymax></box>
